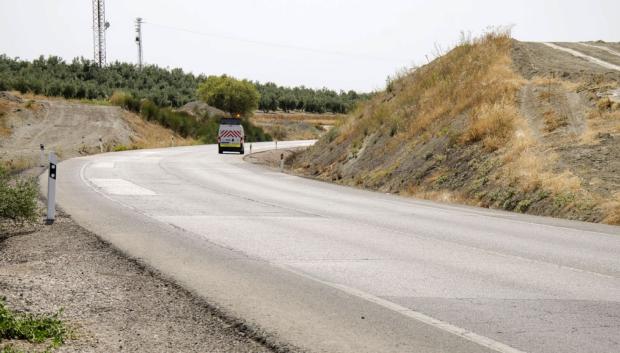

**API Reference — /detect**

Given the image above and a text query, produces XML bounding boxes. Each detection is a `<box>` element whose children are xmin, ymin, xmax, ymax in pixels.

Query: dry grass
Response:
<box><xmin>542</xmin><ymin>110</ymin><xmax>567</xmax><ymax>132</ymax></box>
<box><xmin>294</xmin><ymin>32</ymin><xmax>618</xmax><ymax>224</ymax></box>
<box><xmin>252</xmin><ymin>112</ymin><xmax>341</xmax><ymax>141</ymax></box>
<box><xmin>601</xmin><ymin>193</ymin><xmax>620</xmax><ymax>225</ymax></box>
<box><xmin>334</xmin><ymin>31</ymin><xmax>523</xmax><ymax>150</ymax></box>
<box><xmin>252</xmin><ymin>112</ymin><xmax>342</xmax><ymax>125</ymax></box>
<box><xmin>462</xmin><ymin>102</ymin><xmax>518</xmax><ymax>151</ymax></box>
<box><xmin>0</xmin><ymin>102</ymin><xmax>10</xmax><ymax>137</ymax></box>
<box><xmin>581</xmin><ymin>107</ymin><xmax>620</xmax><ymax>144</ymax></box>
<box><xmin>0</xmin><ymin>157</ymin><xmax>37</xmax><ymax>174</ymax></box>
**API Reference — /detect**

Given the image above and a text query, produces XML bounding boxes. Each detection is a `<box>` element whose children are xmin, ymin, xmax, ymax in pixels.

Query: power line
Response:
<box><xmin>142</xmin><ymin>21</ymin><xmax>406</xmax><ymax>63</ymax></box>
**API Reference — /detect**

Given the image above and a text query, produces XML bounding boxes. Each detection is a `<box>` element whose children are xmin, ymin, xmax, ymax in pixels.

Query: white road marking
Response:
<box><xmin>578</xmin><ymin>42</ymin><xmax>620</xmax><ymax>57</ymax></box>
<box><xmin>89</xmin><ymin>178</ymin><xmax>156</xmax><ymax>196</ymax></box>
<box><xmin>543</xmin><ymin>42</ymin><xmax>620</xmax><ymax>71</ymax></box>
<box><xmin>281</xmin><ymin>265</ymin><xmax>528</xmax><ymax>353</ymax></box>
<box><xmin>91</xmin><ymin>162</ymin><xmax>115</xmax><ymax>169</ymax></box>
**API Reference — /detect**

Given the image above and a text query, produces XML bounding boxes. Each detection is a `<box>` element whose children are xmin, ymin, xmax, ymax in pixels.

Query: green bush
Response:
<box><xmin>0</xmin><ymin>299</ymin><xmax>67</xmax><ymax>349</ymax></box>
<box><xmin>0</xmin><ymin>166</ymin><xmax>38</xmax><ymax>224</ymax></box>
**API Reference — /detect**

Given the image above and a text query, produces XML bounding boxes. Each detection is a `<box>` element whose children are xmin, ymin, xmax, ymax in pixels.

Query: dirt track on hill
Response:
<box><xmin>0</xmin><ymin>93</ymin><xmax>192</xmax><ymax>173</ymax></box>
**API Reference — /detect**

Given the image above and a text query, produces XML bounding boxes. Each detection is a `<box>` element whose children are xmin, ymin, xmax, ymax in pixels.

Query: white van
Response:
<box><xmin>218</xmin><ymin>118</ymin><xmax>245</xmax><ymax>154</ymax></box>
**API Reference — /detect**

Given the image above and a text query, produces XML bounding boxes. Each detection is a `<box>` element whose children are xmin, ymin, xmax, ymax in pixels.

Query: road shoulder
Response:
<box><xmin>0</xmin><ymin>203</ymin><xmax>280</xmax><ymax>353</ymax></box>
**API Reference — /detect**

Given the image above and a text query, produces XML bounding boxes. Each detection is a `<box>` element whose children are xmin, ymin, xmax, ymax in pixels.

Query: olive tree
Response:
<box><xmin>196</xmin><ymin>75</ymin><xmax>259</xmax><ymax>117</ymax></box>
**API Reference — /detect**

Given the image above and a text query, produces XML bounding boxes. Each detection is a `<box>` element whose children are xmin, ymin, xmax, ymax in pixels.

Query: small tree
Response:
<box><xmin>196</xmin><ymin>75</ymin><xmax>259</xmax><ymax>117</ymax></box>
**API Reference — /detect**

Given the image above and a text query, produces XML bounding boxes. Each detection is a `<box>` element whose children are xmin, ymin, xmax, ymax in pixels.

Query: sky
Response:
<box><xmin>1</xmin><ymin>0</ymin><xmax>619</xmax><ymax>92</ymax></box>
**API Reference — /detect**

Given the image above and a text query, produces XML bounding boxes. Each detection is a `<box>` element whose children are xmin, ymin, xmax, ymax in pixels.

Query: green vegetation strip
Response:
<box><xmin>0</xmin><ymin>299</ymin><xmax>68</xmax><ymax>353</ymax></box>
<box><xmin>0</xmin><ymin>165</ymin><xmax>37</xmax><ymax>225</ymax></box>
<box><xmin>0</xmin><ymin>55</ymin><xmax>368</xmax><ymax>114</ymax></box>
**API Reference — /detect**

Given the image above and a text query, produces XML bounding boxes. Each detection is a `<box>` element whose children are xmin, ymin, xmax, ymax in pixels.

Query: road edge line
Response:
<box><xmin>278</xmin><ymin>265</ymin><xmax>528</xmax><ymax>353</ymax></box>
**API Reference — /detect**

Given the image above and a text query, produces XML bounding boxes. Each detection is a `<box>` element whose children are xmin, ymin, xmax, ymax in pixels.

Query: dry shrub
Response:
<box><xmin>542</xmin><ymin>171</ymin><xmax>582</xmax><ymax>194</ymax></box>
<box><xmin>601</xmin><ymin>194</ymin><xmax>620</xmax><ymax>225</ymax></box>
<box><xmin>462</xmin><ymin>102</ymin><xmax>517</xmax><ymax>151</ymax></box>
<box><xmin>109</xmin><ymin>90</ymin><xmax>134</xmax><ymax>107</ymax></box>
<box><xmin>580</xmin><ymin>108</ymin><xmax>620</xmax><ymax>144</ymax></box>
<box><xmin>542</xmin><ymin>110</ymin><xmax>567</xmax><ymax>132</ymax></box>
<box><xmin>596</xmin><ymin>97</ymin><xmax>612</xmax><ymax>111</ymax></box>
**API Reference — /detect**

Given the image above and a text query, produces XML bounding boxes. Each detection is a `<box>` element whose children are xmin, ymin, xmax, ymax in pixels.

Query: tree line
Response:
<box><xmin>0</xmin><ymin>55</ymin><xmax>369</xmax><ymax>113</ymax></box>
<box><xmin>255</xmin><ymin>82</ymin><xmax>369</xmax><ymax>114</ymax></box>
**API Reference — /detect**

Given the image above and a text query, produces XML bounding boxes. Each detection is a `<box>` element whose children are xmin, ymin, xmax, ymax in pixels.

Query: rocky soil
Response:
<box><xmin>0</xmin><ymin>203</ymin><xmax>281</xmax><ymax>353</ymax></box>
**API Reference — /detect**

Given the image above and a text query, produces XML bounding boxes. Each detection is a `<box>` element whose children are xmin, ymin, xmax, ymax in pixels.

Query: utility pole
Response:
<box><xmin>135</xmin><ymin>17</ymin><xmax>143</xmax><ymax>68</ymax></box>
<box><xmin>92</xmin><ymin>0</ymin><xmax>110</xmax><ymax>66</ymax></box>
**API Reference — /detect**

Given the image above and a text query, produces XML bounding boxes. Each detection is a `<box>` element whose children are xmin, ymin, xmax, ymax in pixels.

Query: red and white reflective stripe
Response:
<box><xmin>219</xmin><ymin>130</ymin><xmax>242</xmax><ymax>138</ymax></box>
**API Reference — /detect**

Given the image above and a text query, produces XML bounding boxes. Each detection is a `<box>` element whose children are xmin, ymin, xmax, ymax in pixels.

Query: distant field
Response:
<box><xmin>251</xmin><ymin>111</ymin><xmax>343</xmax><ymax>140</ymax></box>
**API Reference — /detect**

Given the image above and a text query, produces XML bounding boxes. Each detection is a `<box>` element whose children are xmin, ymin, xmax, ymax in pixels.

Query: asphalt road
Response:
<box><xmin>46</xmin><ymin>141</ymin><xmax>620</xmax><ymax>353</ymax></box>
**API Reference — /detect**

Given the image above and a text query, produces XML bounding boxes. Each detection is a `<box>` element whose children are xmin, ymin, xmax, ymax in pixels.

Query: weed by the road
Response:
<box><xmin>0</xmin><ymin>299</ymin><xmax>68</xmax><ymax>352</ymax></box>
<box><xmin>0</xmin><ymin>165</ymin><xmax>38</xmax><ymax>226</ymax></box>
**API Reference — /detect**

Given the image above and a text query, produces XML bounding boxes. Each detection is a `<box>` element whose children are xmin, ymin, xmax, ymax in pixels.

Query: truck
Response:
<box><xmin>218</xmin><ymin>118</ymin><xmax>245</xmax><ymax>154</ymax></box>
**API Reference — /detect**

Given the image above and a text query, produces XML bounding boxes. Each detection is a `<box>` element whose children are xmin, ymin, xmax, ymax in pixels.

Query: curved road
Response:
<box><xmin>46</xmin><ymin>141</ymin><xmax>620</xmax><ymax>353</ymax></box>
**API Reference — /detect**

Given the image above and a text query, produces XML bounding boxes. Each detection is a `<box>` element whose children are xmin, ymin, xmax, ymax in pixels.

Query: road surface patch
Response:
<box><xmin>89</xmin><ymin>178</ymin><xmax>157</xmax><ymax>196</ymax></box>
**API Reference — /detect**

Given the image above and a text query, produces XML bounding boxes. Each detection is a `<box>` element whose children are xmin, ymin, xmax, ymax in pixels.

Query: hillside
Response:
<box><xmin>291</xmin><ymin>33</ymin><xmax>620</xmax><ymax>224</ymax></box>
<box><xmin>0</xmin><ymin>92</ymin><xmax>193</xmax><ymax>173</ymax></box>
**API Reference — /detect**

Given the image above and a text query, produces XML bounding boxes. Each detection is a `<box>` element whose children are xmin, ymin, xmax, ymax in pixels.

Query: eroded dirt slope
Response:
<box><xmin>0</xmin><ymin>93</ymin><xmax>192</xmax><ymax>172</ymax></box>
<box><xmin>290</xmin><ymin>36</ymin><xmax>620</xmax><ymax>224</ymax></box>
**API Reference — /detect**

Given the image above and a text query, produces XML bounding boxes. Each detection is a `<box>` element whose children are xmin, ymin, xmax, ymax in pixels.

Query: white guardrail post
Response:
<box><xmin>46</xmin><ymin>152</ymin><xmax>57</xmax><ymax>224</ymax></box>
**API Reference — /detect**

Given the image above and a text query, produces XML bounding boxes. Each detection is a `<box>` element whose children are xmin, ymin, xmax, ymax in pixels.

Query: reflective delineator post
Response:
<box><xmin>280</xmin><ymin>153</ymin><xmax>284</xmax><ymax>172</ymax></box>
<box><xmin>40</xmin><ymin>144</ymin><xmax>45</xmax><ymax>167</ymax></box>
<box><xmin>275</xmin><ymin>140</ymin><xmax>278</xmax><ymax>150</ymax></box>
<box><xmin>46</xmin><ymin>152</ymin><xmax>57</xmax><ymax>224</ymax></box>
<box><xmin>99</xmin><ymin>138</ymin><xmax>103</xmax><ymax>153</ymax></box>
<box><xmin>250</xmin><ymin>144</ymin><xmax>253</xmax><ymax>154</ymax></box>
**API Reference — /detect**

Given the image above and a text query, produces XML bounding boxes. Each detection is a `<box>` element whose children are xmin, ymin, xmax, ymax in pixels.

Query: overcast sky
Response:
<box><xmin>1</xmin><ymin>0</ymin><xmax>618</xmax><ymax>91</ymax></box>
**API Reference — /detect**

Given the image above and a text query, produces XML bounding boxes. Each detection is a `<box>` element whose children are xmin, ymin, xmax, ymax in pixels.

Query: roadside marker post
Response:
<box><xmin>280</xmin><ymin>153</ymin><xmax>284</xmax><ymax>172</ymax></box>
<box><xmin>250</xmin><ymin>144</ymin><xmax>253</xmax><ymax>154</ymax></box>
<box><xmin>99</xmin><ymin>138</ymin><xmax>103</xmax><ymax>153</ymax></box>
<box><xmin>39</xmin><ymin>144</ymin><xmax>45</xmax><ymax>167</ymax></box>
<box><xmin>46</xmin><ymin>152</ymin><xmax>57</xmax><ymax>224</ymax></box>
<box><xmin>275</xmin><ymin>140</ymin><xmax>278</xmax><ymax>150</ymax></box>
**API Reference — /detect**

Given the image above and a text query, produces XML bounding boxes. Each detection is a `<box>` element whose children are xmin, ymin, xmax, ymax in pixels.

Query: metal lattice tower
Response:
<box><xmin>92</xmin><ymin>0</ymin><xmax>109</xmax><ymax>66</ymax></box>
<box><xmin>135</xmin><ymin>18</ymin><xmax>143</xmax><ymax>68</ymax></box>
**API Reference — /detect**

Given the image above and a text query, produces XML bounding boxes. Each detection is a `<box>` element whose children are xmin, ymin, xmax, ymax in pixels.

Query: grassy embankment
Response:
<box><xmin>292</xmin><ymin>32</ymin><xmax>619</xmax><ymax>224</ymax></box>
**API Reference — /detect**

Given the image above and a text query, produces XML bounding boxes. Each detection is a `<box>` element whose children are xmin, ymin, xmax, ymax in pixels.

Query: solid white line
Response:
<box><xmin>279</xmin><ymin>265</ymin><xmax>528</xmax><ymax>353</ymax></box>
<box><xmin>543</xmin><ymin>42</ymin><xmax>620</xmax><ymax>71</ymax></box>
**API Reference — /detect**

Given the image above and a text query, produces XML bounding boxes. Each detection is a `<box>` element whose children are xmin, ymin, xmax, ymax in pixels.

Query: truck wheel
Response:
<box><xmin>240</xmin><ymin>144</ymin><xmax>244</xmax><ymax>155</ymax></box>
<box><xmin>218</xmin><ymin>145</ymin><xmax>223</xmax><ymax>154</ymax></box>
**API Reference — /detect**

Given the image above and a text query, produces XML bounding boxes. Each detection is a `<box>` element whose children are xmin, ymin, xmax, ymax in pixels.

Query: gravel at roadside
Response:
<box><xmin>0</xmin><ymin>203</ymin><xmax>277</xmax><ymax>353</ymax></box>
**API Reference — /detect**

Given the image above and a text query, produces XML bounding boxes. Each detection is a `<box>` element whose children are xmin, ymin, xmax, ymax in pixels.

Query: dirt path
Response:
<box><xmin>2</xmin><ymin>98</ymin><xmax>133</xmax><ymax>159</ymax></box>
<box><xmin>0</xmin><ymin>93</ymin><xmax>192</xmax><ymax>173</ymax></box>
<box><xmin>544</xmin><ymin>42</ymin><xmax>620</xmax><ymax>70</ymax></box>
<box><xmin>0</xmin><ymin>204</ymin><xmax>285</xmax><ymax>353</ymax></box>
<box><xmin>513</xmin><ymin>42</ymin><xmax>620</xmax><ymax>215</ymax></box>
<box><xmin>511</xmin><ymin>42</ymin><xmax>620</xmax><ymax>80</ymax></box>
